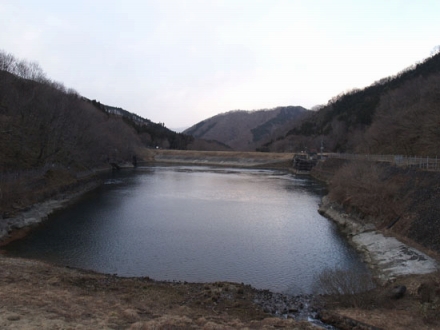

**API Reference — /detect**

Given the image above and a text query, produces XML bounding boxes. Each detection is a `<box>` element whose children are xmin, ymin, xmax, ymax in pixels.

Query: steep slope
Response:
<box><xmin>0</xmin><ymin>69</ymin><xmax>145</xmax><ymax>214</ymax></box>
<box><xmin>184</xmin><ymin>106</ymin><xmax>307</xmax><ymax>151</ymax></box>
<box><xmin>0</xmin><ymin>51</ymin><xmax>227</xmax><ymax>215</ymax></box>
<box><xmin>80</xmin><ymin>100</ymin><xmax>195</xmax><ymax>150</ymax></box>
<box><xmin>0</xmin><ymin>69</ymin><xmax>197</xmax><ymax>172</ymax></box>
<box><xmin>266</xmin><ymin>51</ymin><xmax>440</xmax><ymax>155</ymax></box>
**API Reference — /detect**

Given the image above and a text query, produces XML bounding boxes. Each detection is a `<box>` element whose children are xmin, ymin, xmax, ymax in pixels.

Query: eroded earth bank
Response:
<box><xmin>312</xmin><ymin>158</ymin><xmax>440</xmax><ymax>329</ymax></box>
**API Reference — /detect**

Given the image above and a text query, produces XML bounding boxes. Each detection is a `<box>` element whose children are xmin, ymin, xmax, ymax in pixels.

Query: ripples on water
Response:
<box><xmin>4</xmin><ymin>166</ymin><xmax>369</xmax><ymax>294</ymax></box>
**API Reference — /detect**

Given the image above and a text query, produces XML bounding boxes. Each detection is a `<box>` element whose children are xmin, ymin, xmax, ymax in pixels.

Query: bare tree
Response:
<box><xmin>0</xmin><ymin>50</ymin><xmax>16</xmax><ymax>72</ymax></box>
<box><xmin>27</xmin><ymin>61</ymin><xmax>47</xmax><ymax>82</ymax></box>
<box><xmin>13</xmin><ymin>59</ymin><xmax>31</xmax><ymax>78</ymax></box>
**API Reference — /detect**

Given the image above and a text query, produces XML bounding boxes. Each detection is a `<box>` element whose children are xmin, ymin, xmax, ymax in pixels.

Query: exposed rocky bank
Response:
<box><xmin>311</xmin><ymin>158</ymin><xmax>440</xmax><ymax>329</ymax></box>
<box><xmin>0</xmin><ymin>181</ymin><xmax>100</xmax><ymax>246</ymax></box>
<box><xmin>318</xmin><ymin>196</ymin><xmax>438</xmax><ymax>284</ymax></box>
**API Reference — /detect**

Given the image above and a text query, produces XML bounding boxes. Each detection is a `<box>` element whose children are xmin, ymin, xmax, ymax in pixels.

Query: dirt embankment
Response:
<box><xmin>318</xmin><ymin>196</ymin><xmax>438</xmax><ymax>283</ymax></box>
<box><xmin>0</xmin><ymin>255</ymin><xmax>319</xmax><ymax>330</ymax></box>
<box><xmin>311</xmin><ymin>158</ymin><xmax>440</xmax><ymax>329</ymax></box>
<box><xmin>312</xmin><ymin>158</ymin><xmax>440</xmax><ymax>257</ymax></box>
<box><xmin>0</xmin><ymin>180</ymin><xmax>102</xmax><ymax>246</ymax></box>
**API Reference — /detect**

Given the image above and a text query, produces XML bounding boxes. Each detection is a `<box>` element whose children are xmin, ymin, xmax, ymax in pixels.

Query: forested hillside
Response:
<box><xmin>0</xmin><ymin>50</ymin><xmax>228</xmax><ymax>174</ymax></box>
<box><xmin>0</xmin><ymin>73</ymin><xmax>190</xmax><ymax>172</ymax></box>
<box><xmin>0</xmin><ymin>51</ymin><xmax>229</xmax><ymax>214</ymax></box>
<box><xmin>184</xmin><ymin>106</ymin><xmax>307</xmax><ymax>151</ymax></box>
<box><xmin>1</xmin><ymin>70</ymin><xmax>136</xmax><ymax>171</ymax></box>
<box><xmin>264</xmin><ymin>51</ymin><xmax>440</xmax><ymax>155</ymax></box>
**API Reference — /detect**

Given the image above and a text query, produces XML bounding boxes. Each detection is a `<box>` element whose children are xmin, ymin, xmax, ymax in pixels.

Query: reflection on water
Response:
<box><xmin>4</xmin><ymin>166</ymin><xmax>369</xmax><ymax>294</ymax></box>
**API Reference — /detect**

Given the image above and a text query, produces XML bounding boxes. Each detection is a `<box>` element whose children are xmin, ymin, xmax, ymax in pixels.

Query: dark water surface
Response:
<box><xmin>5</xmin><ymin>166</ymin><xmax>368</xmax><ymax>294</ymax></box>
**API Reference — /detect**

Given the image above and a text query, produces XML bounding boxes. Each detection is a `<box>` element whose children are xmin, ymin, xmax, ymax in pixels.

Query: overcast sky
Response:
<box><xmin>1</xmin><ymin>1</ymin><xmax>439</xmax><ymax>129</ymax></box>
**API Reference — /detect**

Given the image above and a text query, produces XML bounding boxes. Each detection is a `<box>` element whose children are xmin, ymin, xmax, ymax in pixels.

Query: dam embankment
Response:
<box><xmin>140</xmin><ymin>149</ymin><xmax>295</xmax><ymax>168</ymax></box>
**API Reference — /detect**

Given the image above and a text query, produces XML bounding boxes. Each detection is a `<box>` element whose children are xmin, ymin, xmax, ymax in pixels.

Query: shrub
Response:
<box><xmin>314</xmin><ymin>267</ymin><xmax>376</xmax><ymax>308</ymax></box>
<box><xmin>328</xmin><ymin>161</ymin><xmax>401</xmax><ymax>226</ymax></box>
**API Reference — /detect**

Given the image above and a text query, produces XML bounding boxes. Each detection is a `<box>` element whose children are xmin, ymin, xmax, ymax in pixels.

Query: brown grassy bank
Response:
<box><xmin>0</xmin><ymin>166</ymin><xmax>109</xmax><ymax>219</ymax></box>
<box><xmin>311</xmin><ymin>158</ymin><xmax>440</xmax><ymax>329</ymax></box>
<box><xmin>318</xmin><ymin>271</ymin><xmax>440</xmax><ymax>330</ymax></box>
<box><xmin>0</xmin><ymin>167</ymin><xmax>106</xmax><ymax>248</ymax></box>
<box><xmin>0</xmin><ymin>256</ymin><xmax>318</xmax><ymax>329</ymax></box>
<box><xmin>312</xmin><ymin>158</ymin><xmax>440</xmax><ymax>256</ymax></box>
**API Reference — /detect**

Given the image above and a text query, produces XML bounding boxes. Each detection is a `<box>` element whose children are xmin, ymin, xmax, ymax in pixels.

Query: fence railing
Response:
<box><xmin>325</xmin><ymin>153</ymin><xmax>440</xmax><ymax>171</ymax></box>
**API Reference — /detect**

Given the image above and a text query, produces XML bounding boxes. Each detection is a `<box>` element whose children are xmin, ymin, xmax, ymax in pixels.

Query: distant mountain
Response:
<box><xmin>91</xmin><ymin>104</ymin><xmax>229</xmax><ymax>151</ymax></box>
<box><xmin>85</xmin><ymin>100</ymin><xmax>195</xmax><ymax>150</ymax></box>
<box><xmin>183</xmin><ymin>106</ymin><xmax>307</xmax><ymax>151</ymax></box>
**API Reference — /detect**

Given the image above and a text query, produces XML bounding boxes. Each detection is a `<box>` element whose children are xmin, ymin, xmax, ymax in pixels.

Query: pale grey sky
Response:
<box><xmin>1</xmin><ymin>0</ymin><xmax>439</xmax><ymax>128</ymax></box>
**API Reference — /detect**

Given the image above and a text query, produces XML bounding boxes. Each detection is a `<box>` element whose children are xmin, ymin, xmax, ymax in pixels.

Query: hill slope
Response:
<box><xmin>184</xmin><ymin>106</ymin><xmax>307</xmax><ymax>151</ymax></box>
<box><xmin>265</xmin><ymin>51</ymin><xmax>440</xmax><ymax>155</ymax></box>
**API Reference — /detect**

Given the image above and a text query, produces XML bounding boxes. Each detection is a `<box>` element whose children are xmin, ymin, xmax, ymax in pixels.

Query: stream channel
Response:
<box><xmin>4</xmin><ymin>165</ymin><xmax>369</xmax><ymax>295</ymax></box>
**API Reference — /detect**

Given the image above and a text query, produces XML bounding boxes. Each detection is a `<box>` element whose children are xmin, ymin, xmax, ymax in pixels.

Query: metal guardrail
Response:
<box><xmin>325</xmin><ymin>153</ymin><xmax>440</xmax><ymax>170</ymax></box>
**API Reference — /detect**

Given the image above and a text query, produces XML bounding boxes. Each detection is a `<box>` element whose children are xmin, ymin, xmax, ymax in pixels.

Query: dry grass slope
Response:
<box><xmin>0</xmin><ymin>256</ymin><xmax>315</xmax><ymax>329</ymax></box>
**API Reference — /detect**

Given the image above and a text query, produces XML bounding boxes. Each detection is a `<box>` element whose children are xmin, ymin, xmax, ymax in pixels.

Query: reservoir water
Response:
<box><xmin>4</xmin><ymin>166</ymin><xmax>369</xmax><ymax>294</ymax></box>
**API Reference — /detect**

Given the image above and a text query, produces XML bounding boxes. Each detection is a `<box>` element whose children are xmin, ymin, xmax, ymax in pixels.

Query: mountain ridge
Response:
<box><xmin>184</xmin><ymin>106</ymin><xmax>307</xmax><ymax>151</ymax></box>
<box><xmin>262</xmin><ymin>50</ymin><xmax>440</xmax><ymax>155</ymax></box>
